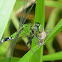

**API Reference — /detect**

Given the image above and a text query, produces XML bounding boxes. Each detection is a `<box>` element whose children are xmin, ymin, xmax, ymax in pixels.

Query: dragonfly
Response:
<box><xmin>0</xmin><ymin>0</ymin><xmax>41</xmax><ymax>62</ymax></box>
<box><xmin>0</xmin><ymin>22</ymin><xmax>48</xmax><ymax>60</ymax></box>
<box><xmin>0</xmin><ymin>0</ymin><xmax>48</xmax><ymax>62</ymax></box>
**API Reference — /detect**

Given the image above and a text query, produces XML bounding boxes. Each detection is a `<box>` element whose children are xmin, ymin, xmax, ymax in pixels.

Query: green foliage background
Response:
<box><xmin>0</xmin><ymin>0</ymin><xmax>62</xmax><ymax>62</ymax></box>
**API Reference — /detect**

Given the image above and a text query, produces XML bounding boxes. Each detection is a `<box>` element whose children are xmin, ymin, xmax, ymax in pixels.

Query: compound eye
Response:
<box><xmin>35</xmin><ymin>22</ymin><xmax>40</xmax><ymax>26</ymax></box>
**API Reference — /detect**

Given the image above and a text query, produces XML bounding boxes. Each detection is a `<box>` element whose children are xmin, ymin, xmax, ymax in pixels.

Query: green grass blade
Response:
<box><xmin>0</xmin><ymin>0</ymin><xmax>16</xmax><ymax>40</ymax></box>
<box><xmin>11</xmin><ymin>10</ymin><xmax>19</xmax><ymax>30</ymax></box>
<box><xmin>46</xmin><ymin>9</ymin><xmax>59</xmax><ymax>54</ymax></box>
<box><xmin>18</xmin><ymin>45</ymin><xmax>39</xmax><ymax>62</ymax></box>
<box><xmin>43</xmin><ymin>51</ymin><xmax>62</xmax><ymax>61</ymax></box>
<box><xmin>14</xmin><ymin>0</ymin><xmax>28</xmax><ymax>12</ymax></box>
<box><xmin>35</xmin><ymin>0</ymin><xmax>45</xmax><ymax>27</ymax></box>
<box><xmin>30</xmin><ymin>0</ymin><xmax>45</xmax><ymax>62</ymax></box>
<box><xmin>0</xmin><ymin>21</ymin><xmax>11</xmax><ymax>56</ymax></box>
<box><xmin>45</xmin><ymin>19</ymin><xmax>62</xmax><ymax>44</ymax></box>
<box><xmin>45</xmin><ymin>1</ymin><xmax>62</xmax><ymax>8</ymax></box>
<box><xmin>0</xmin><ymin>57</ymin><xmax>19</xmax><ymax>62</ymax></box>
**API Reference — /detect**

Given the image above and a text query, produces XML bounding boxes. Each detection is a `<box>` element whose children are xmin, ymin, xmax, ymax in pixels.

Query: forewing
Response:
<box><xmin>0</xmin><ymin>28</ymin><xmax>24</xmax><ymax>62</ymax></box>
<box><xmin>19</xmin><ymin>0</ymin><xmax>29</xmax><ymax>27</ymax></box>
<box><xmin>0</xmin><ymin>0</ymin><xmax>36</xmax><ymax>62</ymax></box>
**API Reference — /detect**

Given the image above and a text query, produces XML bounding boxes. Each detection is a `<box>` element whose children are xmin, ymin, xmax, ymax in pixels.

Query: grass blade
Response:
<box><xmin>45</xmin><ymin>19</ymin><xmax>62</xmax><ymax>44</ymax></box>
<box><xmin>18</xmin><ymin>45</ymin><xmax>39</xmax><ymax>62</ymax></box>
<box><xmin>0</xmin><ymin>0</ymin><xmax>16</xmax><ymax>57</ymax></box>
<box><xmin>46</xmin><ymin>8</ymin><xmax>59</xmax><ymax>53</ymax></box>
<box><xmin>43</xmin><ymin>51</ymin><xmax>62</xmax><ymax>61</ymax></box>
<box><xmin>45</xmin><ymin>1</ymin><xmax>62</xmax><ymax>8</ymax></box>
<box><xmin>0</xmin><ymin>0</ymin><xmax>16</xmax><ymax>40</ymax></box>
<box><xmin>30</xmin><ymin>0</ymin><xmax>45</xmax><ymax>62</ymax></box>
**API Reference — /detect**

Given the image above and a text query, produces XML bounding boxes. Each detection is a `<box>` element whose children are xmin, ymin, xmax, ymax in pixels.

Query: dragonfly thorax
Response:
<box><xmin>38</xmin><ymin>30</ymin><xmax>47</xmax><ymax>47</ymax></box>
<box><xmin>39</xmin><ymin>31</ymin><xmax>47</xmax><ymax>40</ymax></box>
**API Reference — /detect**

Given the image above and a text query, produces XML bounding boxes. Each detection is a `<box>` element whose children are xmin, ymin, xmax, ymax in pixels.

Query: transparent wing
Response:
<box><xmin>0</xmin><ymin>28</ymin><xmax>23</xmax><ymax>62</ymax></box>
<box><xmin>19</xmin><ymin>0</ymin><xmax>27</xmax><ymax>27</ymax></box>
<box><xmin>22</xmin><ymin>0</ymin><xmax>36</xmax><ymax>24</ymax></box>
<box><xmin>19</xmin><ymin>0</ymin><xmax>36</xmax><ymax>27</ymax></box>
<box><xmin>0</xmin><ymin>25</ymin><xmax>32</xmax><ymax>62</ymax></box>
<box><xmin>0</xmin><ymin>0</ymin><xmax>36</xmax><ymax>62</ymax></box>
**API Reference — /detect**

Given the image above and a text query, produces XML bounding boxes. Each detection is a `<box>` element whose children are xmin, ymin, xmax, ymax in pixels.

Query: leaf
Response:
<box><xmin>46</xmin><ymin>9</ymin><xmax>59</xmax><ymax>53</ymax></box>
<box><xmin>45</xmin><ymin>0</ymin><xmax>62</xmax><ymax>8</ymax></box>
<box><xmin>14</xmin><ymin>0</ymin><xmax>28</xmax><ymax>12</ymax></box>
<box><xmin>0</xmin><ymin>0</ymin><xmax>16</xmax><ymax>40</ymax></box>
<box><xmin>0</xmin><ymin>57</ymin><xmax>19</xmax><ymax>62</ymax></box>
<box><xmin>43</xmin><ymin>51</ymin><xmax>62</xmax><ymax>61</ymax></box>
<box><xmin>30</xmin><ymin>0</ymin><xmax>45</xmax><ymax>62</ymax></box>
<box><xmin>18</xmin><ymin>45</ymin><xmax>39</xmax><ymax>62</ymax></box>
<box><xmin>45</xmin><ymin>19</ymin><xmax>62</xmax><ymax>43</ymax></box>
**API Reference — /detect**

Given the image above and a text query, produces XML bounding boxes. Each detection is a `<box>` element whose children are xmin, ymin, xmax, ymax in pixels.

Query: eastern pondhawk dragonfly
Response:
<box><xmin>0</xmin><ymin>0</ymin><xmax>48</xmax><ymax>62</ymax></box>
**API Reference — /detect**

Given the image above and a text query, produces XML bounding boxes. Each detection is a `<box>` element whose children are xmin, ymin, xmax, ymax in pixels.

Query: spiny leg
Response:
<box><xmin>36</xmin><ymin>34</ymin><xmax>41</xmax><ymax>41</ymax></box>
<box><xmin>26</xmin><ymin>36</ymin><xmax>39</xmax><ymax>59</ymax></box>
<box><xmin>26</xmin><ymin>36</ymin><xmax>33</xmax><ymax>45</ymax></box>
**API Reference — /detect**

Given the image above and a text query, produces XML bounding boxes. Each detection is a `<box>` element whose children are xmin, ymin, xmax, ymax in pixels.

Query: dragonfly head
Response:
<box><xmin>35</xmin><ymin>22</ymin><xmax>40</xmax><ymax>27</ymax></box>
<box><xmin>33</xmin><ymin>22</ymin><xmax>40</xmax><ymax>32</ymax></box>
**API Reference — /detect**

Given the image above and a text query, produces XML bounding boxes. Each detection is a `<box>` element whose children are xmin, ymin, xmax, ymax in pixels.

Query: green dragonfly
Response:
<box><xmin>0</xmin><ymin>0</ymin><xmax>48</xmax><ymax>62</ymax></box>
<box><xmin>0</xmin><ymin>22</ymin><xmax>41</xmax><ymax>44</ymax></box>
<box><xmin>0</xmin><ymin>0</ymin><xmax>42</xmax><ymax>61</ymax></box>
<box><xmin>0</xmin><ymin>22</ymin><xmax>47</xmax><ymax>60</ymax></box>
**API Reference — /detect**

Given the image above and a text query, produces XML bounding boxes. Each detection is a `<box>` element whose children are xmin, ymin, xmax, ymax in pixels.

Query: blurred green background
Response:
<box><xmin>0</xmin><ymin>0</ymin><xmax>62</xmax><ymax>62</ymax></box>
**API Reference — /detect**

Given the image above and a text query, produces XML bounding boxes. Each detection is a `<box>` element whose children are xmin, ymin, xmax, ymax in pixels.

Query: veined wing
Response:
<box><xmin>19</xmin><ymin>0</ymin><xmax>27</xmax><ymax>27</ymax></box>
<box><xmin>0</xmin><ymin>24</ymin><xmax>32</xmax><ymax>61</ymax></box>
<box><xmin>19</xmin><ymin>0</ymin><xmax>36</xmax><ymax>27</ymax></box>
<box><xmin>0</xmin><ymin>24</ymin><xmax>32</xmax><ymax>44</ymax></box>
<box><xmin>0</xmin><ymin>0</ymin><xmax>36</xmax><ymax>62</ymax></box>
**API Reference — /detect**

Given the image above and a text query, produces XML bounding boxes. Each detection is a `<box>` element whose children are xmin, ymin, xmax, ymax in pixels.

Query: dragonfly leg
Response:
<box><xmin>26</xmin><ymin>36</ymin><xmax>39</xmax><ymax>59</ymax></box>
<box><xmin>26</xmin><ymin>36</ymin><xmax>34</xmax><ymax>45</ymax></box>
<box><xmin>36</xmin><ymin>34</ymin><xmax>41</xmax><ymax>41</ymax></box>
<box><xmin>30</xmin><ymin>26</ymin><xmax>34</xmax><ymax>34</ymax></box>
<box><xmin>35</xmin><ymin>34</ymin><xmax>45</xmax><ymax>47</ymax></box>
<box><xmin>35</xmin><ymin>34</ymin><xmax>39</xmax><ymax>45</ymax></box>
<box><xmin>45</xmin><ymin>28</ymin><xmax>52</xmax><ymax>34</ymax></box>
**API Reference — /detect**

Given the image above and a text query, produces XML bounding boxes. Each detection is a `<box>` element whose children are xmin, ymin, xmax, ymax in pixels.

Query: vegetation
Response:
<box><xmin>0</xmin><ymin>0</ymin><xmax>62</xmax><ymax>62</ymax></box>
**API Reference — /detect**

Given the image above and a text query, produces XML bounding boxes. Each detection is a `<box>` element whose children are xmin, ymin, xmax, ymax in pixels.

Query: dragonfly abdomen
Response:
<box><xmin>0</xmin><ymin>36</ymin><xmax>12</xmax><ymax>43</ymax></box>
<box><xmin>0</xmin><ymin>32</ymin><xmax>17</xmax><ymax>43</ymax></box>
